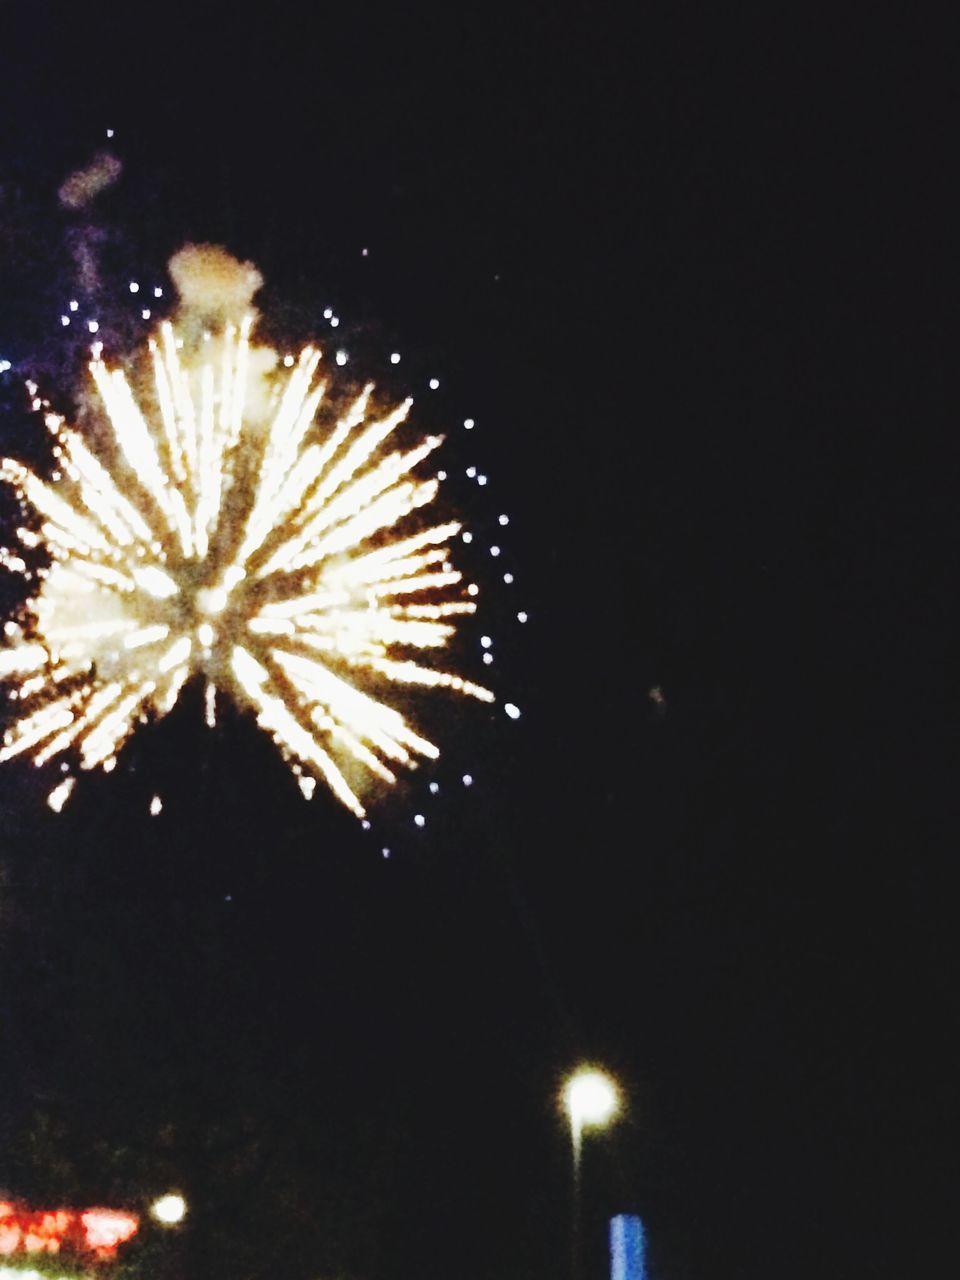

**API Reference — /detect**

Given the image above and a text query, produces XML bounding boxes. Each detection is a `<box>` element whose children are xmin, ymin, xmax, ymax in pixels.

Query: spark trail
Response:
<box><xmin>0</xmin><ymin>248</ymin><xmax>492</xmax><ymax>816</ymax></box>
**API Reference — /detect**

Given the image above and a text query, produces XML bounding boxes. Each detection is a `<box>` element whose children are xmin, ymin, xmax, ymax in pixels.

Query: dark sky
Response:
<box><xmin>0</xmin><ymin>5</ymin><xmax>954</xmax><ymax>1279</ymax></box>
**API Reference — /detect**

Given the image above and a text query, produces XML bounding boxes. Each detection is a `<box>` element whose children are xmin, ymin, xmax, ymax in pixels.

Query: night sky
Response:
<box><xmin>0</xmin><ymin>6</ymin><xmax>954</xmax><ymax>1279</ymax></box>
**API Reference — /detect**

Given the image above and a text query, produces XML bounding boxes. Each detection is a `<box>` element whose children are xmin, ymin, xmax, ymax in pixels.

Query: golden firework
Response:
<box><xmin>0</xmin><ymin>251</ymin><xmax>492</xmax><ymax>816</ymax></box>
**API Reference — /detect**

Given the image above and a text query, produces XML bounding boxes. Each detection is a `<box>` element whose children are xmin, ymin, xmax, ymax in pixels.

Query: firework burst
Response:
<box><xmin>0</xmin><ymin>247</ymin><xmax>492</xmax><ymax>817</ymax></box>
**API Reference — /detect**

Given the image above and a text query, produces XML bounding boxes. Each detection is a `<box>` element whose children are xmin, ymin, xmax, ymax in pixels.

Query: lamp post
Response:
<box><xmin>562</xmin><ymin>1068</ymin><xmax>619</xmax><ymax>1280</ymax></box>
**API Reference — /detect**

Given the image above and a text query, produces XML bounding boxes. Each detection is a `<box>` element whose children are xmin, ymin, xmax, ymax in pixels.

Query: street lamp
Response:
<box><xmin>562</xmin><ymin>1067</ymin><xmax>620</xmax><ymax>1280</ymax></box>
<box><xmin>149</xmin><ymin>1193</ymin><xmax>187</xmax><ymax>1227</ymax></box>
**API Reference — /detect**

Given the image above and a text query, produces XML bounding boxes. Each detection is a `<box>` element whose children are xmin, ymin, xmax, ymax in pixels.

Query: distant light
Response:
<box><xmin>428</xmin><ymin>377</ymin><xmax>440</xmax><ymax>389</ymax></box>
<box><xmin>390</xmin><ymin>352</ymin><xmax>401</xmax><ymax>364</ymax></box>
<box><xmin>382</xmin><ymin>847</ymin><xmax>391</xmax><ymax>858</ymax></box>
<box><xmin>197</xmin><ymin>623</ymin><xmax>215</xmax><ymax>648</ymax></box>
<box><xmin>361</xmin><ymin>247</ymin><xmax>369</xmax><ymax>256</ymax></box>
<box><xmin>504</xmin><ymin>702</ymin><xmax>521</xmax><ymax>720</ymax></box>
<box><xmin>69</xmin><ymin>300</ymin><xmax>79</xmax><ymax>311</ymax></box>
<box><xmin>150</xmin><ymin>1194</ymin><xmax>187</xmax><ymax>1226</ymax></box>
<box><xmin>335</xmin><ymin>350</ymin><xmax>348</xmax><ymax>366</ymax></box>
<box><xmin>461</xmin><ymin>531</ymin><xmax>473</xmax><ymax>544</ymax></box>
<box><xmin>483</xmin><ymin>653</ymin><xmax>493</xmax><ymax>665</ymax></box>
<box><xmin>323</xmin><ymin>307</ymin><xmax>333</xmax><ymax>319</ymax></box>
<box><xmin>414</xmin><ymin>813</ymin><xmax>425</xmax><ymax>828</ymax></box>
<box><xmin>0</xmin><ymin>360</ymin><xmax>10</xmax><ymax>373</ymax></box>
<box><xmin>149</xmin><ymin>795</ymin><xmax>162</xmax><ymax>816</ymax></box>
<box><xmin>61</xmin><ymin>315</ymin><xmax>70</xmax><ymax>326</ymax></box>
<box><xmin>87</xmin><ymin>320</ymin><xmax>99</xmax><ymax>333</ymax></box>
<box><xmin>129</xmin><ymin>282</ymin><xmax>139</xmax><ymax>293</ymax></box>
<box><xmin>154</xmin><ymin>287</ymin><xmax>163</xmax><ymax>298</ymax></box>
<box><xmin>480</xmin><ymin>635</ymin><xmax>492</xmax><ymax>649</ymax></box>
<box><xmin>429</xmin><ymin>781</ymin><xmax>439</xmax><ymax>794</ymax></box>
<box><xmin>503</xmin><ymin>573</ymin><xmax>514</xmax><ymax>584</ymax></box>
<box><xmin>462</xmin><ymin>774</ymin><xmax>473</xmax><ymax>787</ymax></box>
<box><xmin>467</xmin><ymin>583</ymin><xmax>479</xmax><ymax>596</ymax></box>
<box><xmin>106</xmin><ymin>128</ymin><xmax>115</xmax><ymax>138</ymax></box>
<box><xmin>517</xmin><ymin>611</ymin><xmax>528</xmax><ymax>623</ymax></box>
<box><xmin>489</xmin><ymin>545</ymin><xmax>500</xmax><ymax>557</ymax></box>
<box><xmin>563</xmin><ymin>1069</ymin><xmax>619</xmax><ymax>1130</ymax></box>
<box><xmin>477</xmin><ymin>474</ymin><xmax>488</xmax><ymax>486</ymax></box>
<box><xmin>361</xmin><ymin>818</ymin><xmax>371</xmax><ymax>830</ymax></box>
<box><xmin>141</xmin><ymin>309</ymin><xmax>151</xmax><ymax>320</ymax></box>
<box><xmin>330</xmin><ymin>316</ymin><xmax>340</xmax><ymax>328</ymax></box>
<box><xmin>466</xmin><ymin>466</ymin><xmax>476</xmax><ymax>478</ymax></box>
<box><xmin>283</xmin><ymin>354</ymin><xmax>295</xmax><ymax>367</ymax></box>
<box><xmin>437</xmin><ymin>469</ymin><xmax>447</xmax><ymax>480</ymax></box>
<box><xmin>498</xmin><ymin>514</ymin><xmax>509</xmax><ymax>525</ymax></box>
<box><xmin>463</xmin><ymin>417</ymin><xmax>475</xmax><ymax>430</ymax></box>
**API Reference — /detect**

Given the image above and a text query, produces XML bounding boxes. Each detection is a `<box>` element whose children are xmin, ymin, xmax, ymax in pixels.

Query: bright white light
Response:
<box><xmin>150</xmin><ymin>1193</ymin><xmax>187</xmax><ymax>1226</ymax></box>
<box><xmin>134</xmin><ymin>566</ymin><xmax>179</xmax><ymax>599</ymax></box>
<box><xmin>461</xmin><ymin>532</ymin><xmax>473</xmax><ymax>544</ymax></box>
<box><xmin>414</xmin><ymin>813</ymin><xmax>425</xmax><ymax>827</ymax></box>
<box><xmin>517</xmin><ymin>611</ymin><xmax>528</xmax><ymax>623</ymax></box>
<box><xmin>489</xmin><ymin>545</ymin><xmax>500</xmax><ymax>557</ymax></box>
<box><xmin>61</xmin><ymin>315</ymin><xmax>70</xmax><ymax>327</ymax></box>
<box><xmin>504</xmin><ymin>702</ymin><xmax>520</xmax><ymax>719</ymax></box>
<box><xmin>323</xmin><ymin>308</ymin><xmax>333</xmax><ymax>319</ymax></box>
<box><xmin>0</xmin><ymin>360</ymin><xmax>11</xmax><ymax>374</ymax></box>
<box><xmin>466</xmin><ymin>467</ymin><xmax>476</xmax><ymax>478</ymax></box>
<box><xmin>106</xmin><ymin>128</ymin><xmax>115</xmax><ymax>138</ymax></box>
<box><xmin>390</xmin><ymin>352</ymin><xmax>401</xmax><ymax>364</ymax></box>
<box><xmin>142</xmin><ymin>309</ymin><xmax>151</xmax><ymax>320</ymax></box>
<box><xmin>197</xmin><ymin>623</ymin><xmax>215</xmax><ymax>648</ymax></box>
<box><xmin>330</xmin><ymin>316</ymin><xmax>340</xmax><ymax>328</ymax></box>
<box><xmin>480</xmin><ymin>635</ymin><xmax>492</xmax><ymax>649</ymax></box>
<box><xmin>153</xmin><ymin>287</ymin><xmax>163</xmax><ymax>298</ymax></box>
<box><xmin>47</xmin><ymin>777</ymin><xmax>76</xmax><ymax>813</ymax></box>
<box><xmin>462</xmin><ymin>773</ymin><xmax>473</xmax><ymax>786</ymax></box>
<box><xmin>498</xmin><ymin>514</ymin><xmax>509</xmax><ymax>526</ymax></box>
<box><xmin>69</xmin><ymin>300</ymin><xmax>79</xmax><ymax>311</ymax></box>
<box><xmin>87</xmin><ymin>320</ymin><xmax>99</xmax><ymax>334</ymax></box>
<box><xmin>503</xmin><ymin>573</ymin><xmax>514</xmax><ymax>584</ymax></box>
<box><xmin>464</xmin><ymin>418</ymin><xmax>475</xmax><ymax>430</ymax></box>
<box><xmin>429</xmin><ymin>781</ymin><xmax>439</xmax><ymax>794</ymax></box>
<box><xmin>483</xmin><ymin>653</ymin><xmax>493</xmax><ymax>665</ymax></box>
<box><xmin>429</xmin><ymin>378</ymin><xmax>439</xmax><ymax>390</ymax></box>
<box><xmin>335</xmin><ymin>350</ymin><xmax>348</xmax><ymax>366</ymax></box>
<box><xmin>129</xmin><ymin>282</ymin><xmax>140</xmax><ymax>294</ymax></box>
<box><xmin>477</xmin><ymin>475</ymin><xmax>488</xmax><ymax>486</ymax></box>
<box><xmin>563</xmin><ymin>1069</ymin><xmax>619</xmax><ymax>1131</ymax></box>
<box><xmin>283</xmin><ymin>354</ymin><xmax>295</xmax><ymax>367</ymax></box>
<box><xmin>149</xmin><ymin>795</ymin><xmax>162</xmax><ymax>816</ymax></box>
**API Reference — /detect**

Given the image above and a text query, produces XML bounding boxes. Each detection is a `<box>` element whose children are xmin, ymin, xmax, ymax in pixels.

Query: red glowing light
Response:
<box><xmin>80</xmin><ymin>1211</ymin><xmax>139</xmax><ymax>1259</ymax></box>
<box><xmin>0</xmin><ymin>1202</ymin><xmax>139</xmax><ymax>1261</ymax></box>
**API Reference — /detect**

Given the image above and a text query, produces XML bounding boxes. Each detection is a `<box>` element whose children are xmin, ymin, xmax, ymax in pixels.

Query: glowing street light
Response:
<box><xmin>562</xmin><ymin>1067</ymin><xmax>620</xmax><ymax>1280</ymax></box>
<box><xmin>149</xmin><ymin>1194</ymin><xmax>187</xmax><ymax>1226</ymax></box>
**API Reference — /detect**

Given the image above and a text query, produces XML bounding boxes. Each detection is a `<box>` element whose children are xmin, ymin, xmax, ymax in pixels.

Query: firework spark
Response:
<box><xmin>0</xmin><ymin>247</ymin><xmax>492</xmax><ymax>817</ymax></box>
